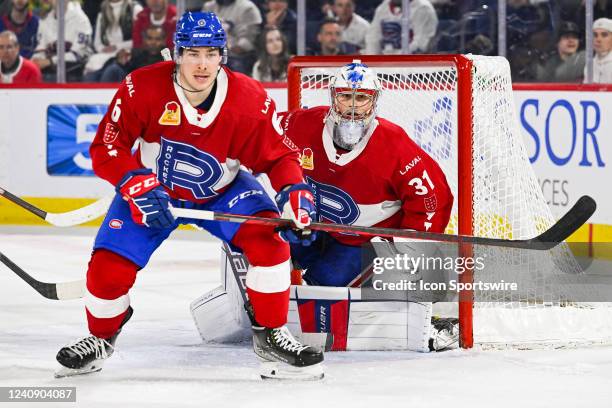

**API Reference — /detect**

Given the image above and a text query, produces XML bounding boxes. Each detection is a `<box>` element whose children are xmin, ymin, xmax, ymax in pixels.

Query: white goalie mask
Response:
<box><xmin>327</xmin><ymin>60</ymin><xmax>381</xmax><ymax>150</ymax></box>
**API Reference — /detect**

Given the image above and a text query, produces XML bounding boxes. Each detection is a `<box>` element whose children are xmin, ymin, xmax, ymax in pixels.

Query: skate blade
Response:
<box><xmin>54</xmin><ymin>361</ymin><xmax>104</xmax><ymax>378</ymax></box>
<box><xmin>259</xmin><ymin>361</ymin><xmax>324</xmax><ymax>381</ymax></box>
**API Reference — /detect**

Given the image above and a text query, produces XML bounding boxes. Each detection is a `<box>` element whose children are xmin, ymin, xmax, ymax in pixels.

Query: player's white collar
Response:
<box><xmin>173</xmin><ymin>67</ymin><xmax>228</xmax><ymax>128</ymax></box>
<box><xmin>321</xmin><ymin>115</ymin><xmax>378</xmax><ymax>166</ymax></box>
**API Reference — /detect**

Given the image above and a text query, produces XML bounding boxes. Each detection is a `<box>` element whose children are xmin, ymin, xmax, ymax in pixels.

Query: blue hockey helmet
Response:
<box><xmin>174</xmin><ymin>12</ymin><xmax>227</xmax><ymax>63</ymax></box>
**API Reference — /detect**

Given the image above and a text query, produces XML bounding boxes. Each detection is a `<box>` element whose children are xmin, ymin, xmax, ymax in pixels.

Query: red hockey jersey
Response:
<box><xmin>90</xmin><ymin>61</ymin><xmax>302</xmax><ymax>201</ymax></box>
<box><xmin>280</xmin><ymin>106</ymin><xmax>453</xmax><ymax>246</ymax></box>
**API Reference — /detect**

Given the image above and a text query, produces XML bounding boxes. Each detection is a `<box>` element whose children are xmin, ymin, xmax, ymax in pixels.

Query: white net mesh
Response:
<box><xmin>292</xmin><ymin>55</ymin><xmax>612</xmax><ymax>348</ymax></box>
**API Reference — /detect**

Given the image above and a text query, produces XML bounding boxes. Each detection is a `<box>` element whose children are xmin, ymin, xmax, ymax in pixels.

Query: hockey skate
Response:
<box><xmin>54</xmin><ymin>307</ymin><xmax>133</xmax><ymax>378</ymax></box>
<box><xmin>429</xmin><ymin>316</ymin><xmax>459</xmax><ymax>351</ymax></box>
<box><xmin>252</xmin><ymin>325</ymin><xmax>324</xmax><ymax>380</ymax></box>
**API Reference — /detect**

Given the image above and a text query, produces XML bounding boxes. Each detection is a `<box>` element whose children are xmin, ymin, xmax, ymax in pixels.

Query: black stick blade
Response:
<box><xmin>532</xmin><ymin>195</ymin><xmax>597</xmax><ymax>248</ymax></box>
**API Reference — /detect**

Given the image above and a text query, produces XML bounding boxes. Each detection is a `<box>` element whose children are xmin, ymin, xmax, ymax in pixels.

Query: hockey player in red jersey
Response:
<box><xmin>54</xmin><ymin>11</ymin><xmax>323</xmax><ymax>380</ymax></box>
<box><xmin>281</xmin><ymin>60</ymin><xmax>454</xmax><ymax>284</ymax></box>
<box><xmin>280</xmin><ymin>61</ymin><xmax>458</xmax><ymax>351</ymax></box>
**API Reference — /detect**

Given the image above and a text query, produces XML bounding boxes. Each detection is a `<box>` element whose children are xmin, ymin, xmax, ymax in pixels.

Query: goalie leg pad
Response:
<box><xmin>190</xmin><ymin>286</ymin><xmax>252</xmax><ymax>343</ymax></box>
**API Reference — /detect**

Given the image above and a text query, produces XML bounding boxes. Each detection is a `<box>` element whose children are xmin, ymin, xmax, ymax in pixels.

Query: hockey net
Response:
<box><xmin>287</xmin><ymin>54</ymin><xmax>612</xmax><ymax>349</ymax></box>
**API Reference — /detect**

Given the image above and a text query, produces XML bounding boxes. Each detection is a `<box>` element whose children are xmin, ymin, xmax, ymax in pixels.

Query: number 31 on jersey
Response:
<box><xmin>408</xmin><ymin>170</ymin><xmax>435</xmax><ymax>196</ymax></box>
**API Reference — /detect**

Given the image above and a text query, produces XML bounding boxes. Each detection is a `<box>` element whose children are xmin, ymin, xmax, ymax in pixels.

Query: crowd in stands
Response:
<box><xmin>0</xmin><ymin>0</ymin><xmax>610</xmax><ymax>84</ymax></box>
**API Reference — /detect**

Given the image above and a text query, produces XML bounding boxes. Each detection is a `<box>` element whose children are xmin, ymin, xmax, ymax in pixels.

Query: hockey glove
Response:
<box><xmin>274</xmin><ymin>183</ymin><xmax>318</xmax><ymax>246</ymax></box>
<box><xmin>117</xmin><ymin>169</ymin><xmax>175</xmax><ymax>229</ymax></box>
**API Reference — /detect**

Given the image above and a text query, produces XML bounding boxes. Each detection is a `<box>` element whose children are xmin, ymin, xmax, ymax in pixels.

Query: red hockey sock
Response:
<box><xmin>246</xmin><ymin>287</ymin><xmax>290</xmax><ymax>328</ymax></box>
<box><xmin>85</xmin><ymin>249</ymin><xmax>138</xmax><ymax>339</ymax></box>
<box><xmin>233</xmin><ymin>211</ymin><xmax>291</xmax><ymax>327</ymax></box>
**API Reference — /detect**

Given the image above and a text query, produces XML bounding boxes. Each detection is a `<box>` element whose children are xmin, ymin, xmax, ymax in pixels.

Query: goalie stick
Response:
<box><xmin>0</xmin><ymin>251</ymin><xmax>84</xmax><ymax>300</ymax></box>
<box><xmin>172</xmin><ymin>195</ymin><xmax>596</xmax><ymax>250</ymax></box>
<box><xmin>0</xmin><ymin>187</ymin><xmax>595</xmax><ymax>248</ymax></box>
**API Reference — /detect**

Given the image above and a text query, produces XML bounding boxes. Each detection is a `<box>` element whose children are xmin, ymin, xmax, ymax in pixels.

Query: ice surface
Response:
<box><xmin>1</xmin><ymin>227</ymin><xmax>611</xmax><ymax>408</ymax></box>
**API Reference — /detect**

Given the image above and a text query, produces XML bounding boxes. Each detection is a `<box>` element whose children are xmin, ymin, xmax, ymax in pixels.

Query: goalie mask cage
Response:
<box><xmin>287</xmin><ymin>54</ymin><xmax>612</xmax><ymax>349</ymax></box>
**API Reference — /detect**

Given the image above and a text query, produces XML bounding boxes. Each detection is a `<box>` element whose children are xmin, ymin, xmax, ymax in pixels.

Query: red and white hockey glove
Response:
<box><xmin>117</xmin><ymin>169</ymin><xmax>175</xmax><ymax>229</ymax></box>
<box><xmin>274</xmin><ymin>183</ymin><xmax>318</xmax><ymax>246</ymax></box>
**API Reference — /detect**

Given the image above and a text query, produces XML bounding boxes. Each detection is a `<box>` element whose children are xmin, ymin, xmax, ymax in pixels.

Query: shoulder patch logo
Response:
<box><xmin>301</xmin><ymin>148</ymin><xmax>314</xmax><ymax>170</ymax></box>
<box><xmin>424</xmin><ymin>195</ymin><xmax>437</xmax><ymax>211</ymax></box>
<box><xmin>159</xmin><ymin>101</ymin><xmax>181</xmax><ymax>126</ymax></box>
<box><xmin>103</xmin><ymin>123</ymin><xmax>120</xmax><ymax>144</ymax></box>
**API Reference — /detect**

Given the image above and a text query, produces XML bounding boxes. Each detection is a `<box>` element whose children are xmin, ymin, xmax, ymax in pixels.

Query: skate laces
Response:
<box><xmin>66</xmin><ymin>336</ymin><xmax>113</xmax><ymax>360</ymax></box>
<box><xmin>272</xmin><ymin>327</ymin><xmax>310</xmax><ymax>354</ymax></box>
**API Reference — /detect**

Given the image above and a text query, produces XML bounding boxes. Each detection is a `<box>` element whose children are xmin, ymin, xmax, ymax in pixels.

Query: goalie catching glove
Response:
<box><xmin>117</xmin><ymin>169</ymin><xmax>175</xmax><ymax>229</ymax></box>
<box><xmin>274</xmin><ymin>183</ymin><xmax>318</xmax><ymax>246</ymax></box>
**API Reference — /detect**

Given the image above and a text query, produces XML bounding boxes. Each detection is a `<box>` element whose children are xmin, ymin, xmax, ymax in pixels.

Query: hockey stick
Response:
<box><xmin>0</xmin><ymin>186</ymin><xmax>112</xmax><ymax>227</ymax></box>
<box><xmin>0</xmin><ymin>251</ymin><xmax>85</xmax><ymax>300</ymax></box>
<box><xmin>172</xmin><ymin>195</ymin><xmax>596</xmax><ymax>250</ymax></box>
<box><xmin>1</xmin><ymin>186</ymin><xmax>595</xmax><ymax>248</ymax></box>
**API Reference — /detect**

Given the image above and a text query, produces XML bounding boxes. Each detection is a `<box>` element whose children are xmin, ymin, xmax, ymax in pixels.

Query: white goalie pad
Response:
<box><xmin>190</xmin><ymin>249</ymin><xmax>251</xmax><ymax>344</ymax></box>
<box><xmin>191</xmin><ymin>244</ymin><xmax>434</xmax><ymax>351</ymax></box>
<box><xmin>286</xmin><ymin>285</ymin><xmax>432</xmax><ymax>352</ymax></box>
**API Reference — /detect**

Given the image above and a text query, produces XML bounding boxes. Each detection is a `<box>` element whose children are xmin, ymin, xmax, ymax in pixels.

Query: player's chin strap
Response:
<box><xmin>162</xmin><ymin>47</ymin><xmax>221</xmax><ymax>95</ymax></box>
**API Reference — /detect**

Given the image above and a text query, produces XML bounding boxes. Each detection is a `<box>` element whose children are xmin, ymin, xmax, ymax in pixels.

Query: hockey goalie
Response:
<box><xmin>192</xmin><ymin>61</ymin><xmax>459</xmax><ymax>353</ymax></box>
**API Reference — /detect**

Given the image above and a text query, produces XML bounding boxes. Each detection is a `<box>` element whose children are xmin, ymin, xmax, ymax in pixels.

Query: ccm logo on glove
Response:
<box><xmin>121</xmin><ymin>174</ymin><xmax>160</xmax><ymax>197</ymax></box>
<box><xmin>117</xmin><ymin>169</ymin><xmax>175</xmax><ymax>229</ymax></box>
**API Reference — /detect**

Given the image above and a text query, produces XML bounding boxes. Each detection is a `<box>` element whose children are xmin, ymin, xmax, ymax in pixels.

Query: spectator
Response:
<box><xmin>464</xmin><ymin>33</ymin><xmax>493</xmax><ymax>55</ymax></box>
<box><xmin>0</xmin><ymin>30</ymin><xmax>41</xmax><ymax>83</ymax></box>
<box><xmin>261</xmin><ymin>0</ymin><xmax>296</xmax><ymax>54</ymax></box>
<box><xmin>99</xmin><ymin>25</ymin><xmax>165</xmax><ymax>82</ymax></box>
<box><xmin>252</xmin><ymin>27</ymin><xmax>289</xmax><ymax>82</ymax></box>
<box><xmin>509</xmin><ymin>44</ymin><xmax>538</xmax><ymax>82</ymax></box>
<box><xmin>133</xmin><ymin>0</ymin><xmax>176</xmax><ymax>50</ymax></box>
<box><xmin>32</xmin><ymin>0</ymin><xmax>92</xmax><ymax>82</ymax></box>
<box><xmin>536</xmin><ymin>21</ymin><xmax>584</xmax><ymax>82</ymax></box>
<box><xmin>309</xmin><ymin>17</ymin><xmax>357</xmax><ymax>56</ymax></box>
<box><xmin>0</xmin><ymin>0</ymin><xmax>39</xmax><ymax>58</ymax></box>
<box><xmin>587</xmin><ymin>18</ymin><xmax>612</xmax><ymax>83</ymax></box>
<box><xmin>333</xmin><ymin>0</ymin><xmax>369</xmax><ymax>51</ymax></box>
<box><xmin>365</xmin><ymin>0</ymin><xmax>438</xmax><ymax>55</ymax></box>
<box><xmin>84</xmin><ymin>0</ymin><xmax>142</xmax><ymax>81</ymax></box>
<box><xmin>203</xmin><ymin>0</ymin><xmax>262</xmax><ymax>75</ymax></box>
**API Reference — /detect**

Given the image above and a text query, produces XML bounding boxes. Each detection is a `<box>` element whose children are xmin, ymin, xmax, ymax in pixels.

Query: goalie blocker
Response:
<box><xmin>190</xmin><ymin>241</ymin><xmax>458</xmax><ymax>352</ymax></box>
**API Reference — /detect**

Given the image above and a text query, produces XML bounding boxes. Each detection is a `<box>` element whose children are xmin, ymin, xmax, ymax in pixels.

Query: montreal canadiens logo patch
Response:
<box><xmin>109</xmin><ymin>219</ymin><xmax>123</xmax><ymax>229</ymax></box>
<box><xmin>158</xmin><ymin>101</ymin><xmax>181</xmax><ymax>126</ymax></box>
<box><xmin>103</xmin><ymin>123</ymin><xmax>120</xmax><ymax>144</ymax></box>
